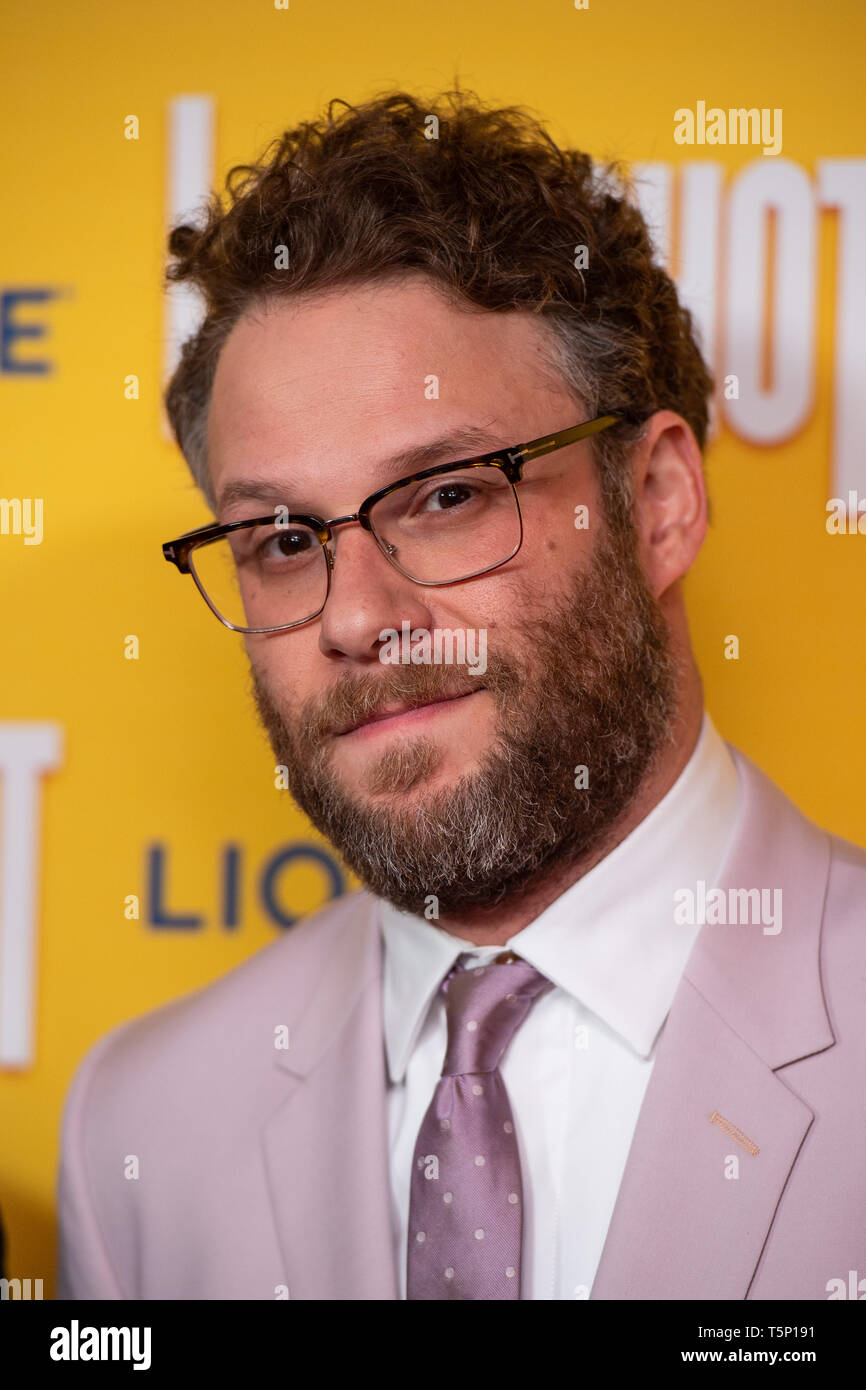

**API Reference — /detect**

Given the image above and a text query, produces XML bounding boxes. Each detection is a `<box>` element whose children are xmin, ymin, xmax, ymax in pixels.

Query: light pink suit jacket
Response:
<box><xmin>57</xmin><ymin>745</ymin><xmax>866</xmax><ymax>1300</ymax></box>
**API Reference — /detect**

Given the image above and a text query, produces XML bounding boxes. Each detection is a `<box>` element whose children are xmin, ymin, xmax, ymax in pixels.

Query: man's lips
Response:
<box><xmin>333</xmin><ymin>688</ymin><xmax>484</xmax><ymax>737</ymax></box>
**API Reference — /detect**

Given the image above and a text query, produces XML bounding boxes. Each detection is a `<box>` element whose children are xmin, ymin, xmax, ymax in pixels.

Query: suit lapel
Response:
<box><xmin>261</xmin><ymin>895</ymin><xmax>399</xmax><ymax>1299</ymax></box>
<box><xmin>590</xmin><ymin>980</ymin><xmax>814</xmax><ymax>1298</ymax></box>
<box><xmin>592</xmin><ymin>746</ymin><xmax>835</xmax><ymax>1300</ymax></box>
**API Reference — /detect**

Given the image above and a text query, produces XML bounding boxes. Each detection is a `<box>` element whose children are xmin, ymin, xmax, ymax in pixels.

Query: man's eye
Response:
<box><xmin>257</xmin><ymin>529</ymin><xmax>315</xmax><ymax>559</ymax></box>
<box><xmin>422</xmin><ymin>482</ymin><xmax>476</xmax><ymax>512</ymax></box>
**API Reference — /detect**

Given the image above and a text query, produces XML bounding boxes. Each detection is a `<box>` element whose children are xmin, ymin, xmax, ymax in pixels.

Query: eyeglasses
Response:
<box><xmin>161</xmin><ymin>413</ymin><xmax>620</xmax><ymax>634</ymax></box>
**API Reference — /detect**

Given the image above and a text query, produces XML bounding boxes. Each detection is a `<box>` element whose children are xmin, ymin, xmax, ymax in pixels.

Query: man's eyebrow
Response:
<box><xmin>216</xmin><ymin>425</ymin><xmax>509</xmax><ymax>516</ymax></box>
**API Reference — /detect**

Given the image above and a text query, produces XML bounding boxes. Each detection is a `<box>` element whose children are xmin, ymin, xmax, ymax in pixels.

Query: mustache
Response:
<box><xmin>297</xmin><ymin>651</ymin><xmax>520</xmax><ymax>745</ymax></box>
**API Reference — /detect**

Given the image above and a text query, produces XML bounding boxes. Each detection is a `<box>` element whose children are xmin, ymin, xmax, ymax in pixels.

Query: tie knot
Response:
<box><xmin>439</xmin><ymin>953</ymin><xmax>553</xmax><ymax>1076</ymax></box>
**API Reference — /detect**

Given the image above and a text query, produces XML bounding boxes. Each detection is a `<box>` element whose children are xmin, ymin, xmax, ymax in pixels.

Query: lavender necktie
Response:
<box><xmin>406</xmin><ymin>951</ymin><xmax>554</xmax><ymax>1300</ymax></box>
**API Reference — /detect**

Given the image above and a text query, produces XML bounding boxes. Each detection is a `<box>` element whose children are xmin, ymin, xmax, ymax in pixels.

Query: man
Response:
<box><xmin>57</xmin><ymin>88</ymin><xmax>866</xmax><ymax>1301</ymax></box>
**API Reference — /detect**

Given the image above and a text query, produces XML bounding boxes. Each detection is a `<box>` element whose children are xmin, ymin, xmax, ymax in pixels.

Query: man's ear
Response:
<box><xmin>630</xmin><ymin>410</ymin><xmax>708</xmax><ymax>599</ymax></box>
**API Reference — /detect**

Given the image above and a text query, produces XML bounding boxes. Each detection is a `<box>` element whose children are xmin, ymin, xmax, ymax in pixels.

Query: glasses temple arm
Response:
<box><xmin>516</xmin><ymin>414</ymin><xmax>620</xmax><ymax>463</ymax></box>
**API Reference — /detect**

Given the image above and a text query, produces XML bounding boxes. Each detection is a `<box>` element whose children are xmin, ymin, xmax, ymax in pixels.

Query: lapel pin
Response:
<box><xmin>709</xmin><ymin>1110</ymin><xmax>759</xmax><ymax>1155</ymax></box>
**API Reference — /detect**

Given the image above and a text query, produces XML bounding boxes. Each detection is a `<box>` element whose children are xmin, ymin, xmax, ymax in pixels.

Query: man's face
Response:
<box><xmin>206</xmin><ymin>274</ymin><xmax>677</xmax><ymax>916</ymax></box>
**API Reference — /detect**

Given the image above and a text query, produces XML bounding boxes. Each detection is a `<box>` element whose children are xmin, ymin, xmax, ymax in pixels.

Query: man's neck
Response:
<box><xmin>434</xmin><ymin>698</ymin><xmax>705</xmax><ymax>947</ymax></box>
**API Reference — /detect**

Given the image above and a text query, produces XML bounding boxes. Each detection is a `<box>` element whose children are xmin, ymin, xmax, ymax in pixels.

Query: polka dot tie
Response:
<box><xmin>406</xmin><ymin>951</ymin><xmax>554</xmax><ymax>1300</ymax></box>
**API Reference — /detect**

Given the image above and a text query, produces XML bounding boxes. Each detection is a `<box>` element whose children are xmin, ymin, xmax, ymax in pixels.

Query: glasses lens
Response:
<box><xmin>189</xmin><ymin>520</ymin><xmax>328</xmax><ymax>630</ymax></box>
<box><xmin>368</xmin><ymin>464</ymin><xmax>521</xmax><ymax>582</ymax></box>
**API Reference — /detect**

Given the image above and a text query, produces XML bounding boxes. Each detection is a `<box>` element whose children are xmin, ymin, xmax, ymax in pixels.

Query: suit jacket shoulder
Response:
<box><xmin>56</xmin><ymin>887</ymin><xmax>382</xmax><ymax>1299</ymax></box>
<box><xmin>592</xmin><ymin>745</ymin><xmax>866</xmax><ymax>1300</ymax></box>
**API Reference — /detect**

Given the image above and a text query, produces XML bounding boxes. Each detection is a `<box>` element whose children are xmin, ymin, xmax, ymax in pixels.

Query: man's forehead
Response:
<box><xmin>210</xmin><ymin>276</ymin><xmax>559</xmax><ymax>404</ymax></box>
<box><xmin>213</xmin><ymin>420</ymin><xmax>517</xmax><ymax>517</ymax></box>
<box><xmin>206</xmin><ymin>279</ymin><xmax>568</xmax><ymax>503</ymax></box>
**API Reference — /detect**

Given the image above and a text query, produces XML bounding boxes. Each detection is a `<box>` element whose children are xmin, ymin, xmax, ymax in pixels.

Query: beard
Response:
<box><xmin>249</xmin><ymin>512</ymin><xmax>679</xmax><ymax>919</ymax></box>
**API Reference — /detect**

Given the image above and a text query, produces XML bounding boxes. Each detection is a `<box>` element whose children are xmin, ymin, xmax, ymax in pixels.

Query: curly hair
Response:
<box><xmin>164</xmin><ymin>86</ymin><xmax>712</xmax><ymax>526</ymax></box>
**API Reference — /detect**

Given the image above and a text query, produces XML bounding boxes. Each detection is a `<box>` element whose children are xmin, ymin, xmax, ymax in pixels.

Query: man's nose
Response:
<box><xmin>316</xmin><ymin>522</ymin><xmax>436</xmax><ymax>663</ymax></box>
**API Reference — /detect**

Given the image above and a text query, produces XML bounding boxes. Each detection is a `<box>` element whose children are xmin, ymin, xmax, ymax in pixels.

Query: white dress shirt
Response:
<box><xmin>379</xmin><ymin>710</ymin><xmax>742</xmax><ymax>1299</ymax></box>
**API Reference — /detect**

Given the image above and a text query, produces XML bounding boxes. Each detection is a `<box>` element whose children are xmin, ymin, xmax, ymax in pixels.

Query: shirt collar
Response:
<box><xmin>379</xmin><ymin>710</ymin><xmax>742</xmax><ymax>1081</ymax></box>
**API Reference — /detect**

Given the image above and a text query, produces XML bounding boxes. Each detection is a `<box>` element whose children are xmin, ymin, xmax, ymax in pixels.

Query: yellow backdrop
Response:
<box><xmin>1</xmin><ymin>0</ymin><xmax>864</xmax><ymax>1297</ymax></box>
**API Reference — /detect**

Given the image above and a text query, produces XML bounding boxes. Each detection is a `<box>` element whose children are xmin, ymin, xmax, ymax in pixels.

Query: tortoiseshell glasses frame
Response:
<box><xmin>161</xmin><ymin>412</ymin><xmax>621</xmax><ymax>634</ymax></box>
